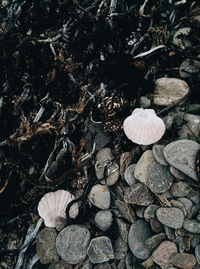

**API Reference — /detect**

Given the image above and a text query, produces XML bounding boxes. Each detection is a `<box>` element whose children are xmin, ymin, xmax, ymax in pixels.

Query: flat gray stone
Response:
<box><xmin>183</xmin><ymin>219</ymin><xmax>200</xmax><ymax>233</ymax></box>
<box><xmin>36</xmin><ymin>228</ymin><xmax>59</xmax><ymax>264</ymax></box>
<box><xmin>163</xmin><ymin>140</ymin><xmax>200</xmax><ymax>181</ymax></box>
<box><xmin>95</xmin><ymin>210</ymin><xmax>113</xmax><ymax>231</ymax></box>
<box><xmin>152</xmin><ymin>77</ymin><xmax>190</xmax><ymax>106</ymax></box>
<box><xmin>124</xmin><ymin>164</ymin><xmax>137</xmax><ymax>186</ymax></box>
<box><xmin>152</xmin><ymin>145</ymin><xmax>169</xmax><ymax>166</ymax></box>
<box><xmin>156</xmin><ymin>207</ymin><xmax>184</xmax><ymax>229</ymax></box>
<box><xmin>114</xmin><ymin>237</ymin><xmax>128</xmax><ymax>260</ymax></box>
<box><xmin>87</xmin><ymin>236</ymin><xmax>114</xmax><ymax>264</ymax></box>
<box><xmin>147</xmin><ymin>162</ymin><xmax>174</xmax><ymax>193</ymax></box>
<box><xmin>56</xmin><ymin>225</ymin><xmax>91</xmax><ymax>264</ymax></box>
<box><xmin>134</xmin><ymin>150</ymin><xmax>156</xmax><ymax>185</ymax></box>
<box><xmin>128</xmin><ymin>220</ymin><xmax>152</xmax><ymax>260</ymax></box>
<box><xmin>124</xmin><ymin>183</ymin><xmax>154</xmax><ymax>206</ymax></box>
<box><xmin>152</xmin><ymin>241</ymin><xmax>178</xmax><ymax>268</ymax></box>
<box><xmin>170</xmin><ymin>181</ymin><xmax>191</xmax><ymax>197</ymax></box>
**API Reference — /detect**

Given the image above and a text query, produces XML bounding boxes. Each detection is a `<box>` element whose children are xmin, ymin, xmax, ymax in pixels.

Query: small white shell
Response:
<box><xmin>123</xmin><ymin>108</ymin><xmax>166</xmax><ymax>145</ymax></box>
<box><xmin>38</xmin><ymin>190</ymin><xmax>79</xmax><ymax>227</ymax></box>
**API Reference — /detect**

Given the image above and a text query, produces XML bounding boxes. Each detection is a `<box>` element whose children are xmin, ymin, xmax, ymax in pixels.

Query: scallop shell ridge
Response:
<box><xmin>38</xmin><ymin>190</ymin><xmax>79</xmax><ymax>227</ymax></box>
<box><xmin>123</xmin><ymin>108</ymin><xmax>166</xmax><ymax>145</ymax></box>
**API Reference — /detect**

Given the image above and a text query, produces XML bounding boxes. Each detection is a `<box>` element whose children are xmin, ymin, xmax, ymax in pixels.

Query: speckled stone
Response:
<box><xmin>147</xmin><ymin>162</ymin><xmax>174</xmax><ymax>193</ymax></box>
<box><xmin>115</xmin><ymin>200</ymin><xmax>136</xmax><ymax>223</ymax></box>
<box><xmin>144</xmin><ymin>205</ymin><xmax>160</xmax><ymax>222</ymax></box>
<box><xmin>116</xmin><ymin>218</ymin><xmax>129</xmax><ymax>243</ymax></box>
<box><xmin>128</xmin><ymin>220</ymin><xmax>152</xmax><ymax>260</ymax></box>
<box><xmin>124</xmin><ymin>183</ymin><xmax>154</xmax><ymax>206</ymax></box>
<box><xmin>36</xmin><ymin>228</ymin><xmax>59</xmax><ymax>264</ymax></box>
<box><xmin>178</xmin><ymin>197</ymin><xmax>193</xmax><ymax>218</ymax></box>
<box><xmin>152</xmin><ymin>145</ymin><xmax>169</xmax><ymax>166</ymax></box>
<box><xmin>163</xmin><ymin>140</ymin><xmax>200</xmax><ymax>181</ymax></box>
<box><xmin>134</xmin><ymin>150</ymin><xmax>156</xmax><ymax>185</ymax></box>
<box><xmin>95</xmin><ymin>210</ymin><xmax>113</xmax><ymax>231</ymax></box>
<box><xmin>156</xmin><ymin>207</ymin><xmax>184</xmax><ymax>229</ymax></box>
<box><xmin>183</xmin><ymin>219</ymin><xmax>200</xmax><ymax>233</ymax></box>
<box><xmin>152</xmin><ymin>241</ymin><xmax>178</xmax><ymax>268</ymax></box>
<box><xmin>171</xmin><ymin>253</ymin><xmax>196</xmax><ymax>269</ymax></box>
<box><xmin>170</xmin><ymin>181</ymin><xmax>191</xmax><ymax>197</ymax></box>
<box><xmin>114</xmin><ymin>236</ymin><xmax>128</xmax><ymax>260</ymax></box>
<box><xmin>87</xmin><ymin>236</ymin><xmax>114</xmax><ymax>264</ymax></box>
<box><xmin>145</xmin><ymin>233</ymin><xmax>166</xmax><ymax>251</ymax></box>
<box><xmin>56</xmin><ymin>225</ymin><xmax>91</xmax><ymax>264</ymax></box>
<box><xmin>179</xmin><ymin>114</ymin><xmax>200</xmax><ymax>140</ymax></box>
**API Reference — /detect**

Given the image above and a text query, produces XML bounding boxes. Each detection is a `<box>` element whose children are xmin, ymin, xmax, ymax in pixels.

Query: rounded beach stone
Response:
<box><xmin>170</xmin><ymin>181</ymin><xmax>191</xmax><ymax>197</ymax></box>
<box><xmin>144</xmin><ymin>205</ymin><xmax>160</xmax><ymax>222</ymax></box>
<box><xmin>36</xmin><ymin>227</ymin><xmax>59</xmax><ymax>264</ymax></box>
<box><xmin>56</xmin><ymin>225</ymin><xmax>91</xmax><ymax>264</ymax></box>
<box><xmin>88</xmin><ymin>184</ymin><xmax>110</xmax><ymax>209</ymax></box>
<box><xmin>87</xmin><ymin>236</ymin><xmax>114</xmax><ymax>264</ymax></box>
<box><xmin>156</xmin><ymin>207</ymin><xmax>184</xmax><ymax>229</ymax></box>
<box><xmin>183</xmin><ymin>219</ymin><xmax>200</xmax><ymax>233</ymax></box>
<box><xmin>128</xmin><ymin>220</ymin><xmax>152</xmax><ymax>260</ymax></box>
<box><xmin>171</xmin><ymin>253</ymin><xmax>196</xmax><ymax>269</ymax></box>
<box><xmin>124</xmin><ymin>164</ymin><xmax>137</xmax><ymax>186</ymax></box>
<box><xmin>140</xmin><ymin>96</ymin><xmax>151</xmax><ymax>108</ymax></box>
<box><xmin>170</xmin><ymin>166</ymin><xmax>185</xmax><ymax>180</ymax></box>
<box><xmin>95</xmin><ymin>148</ymin><xmax>113</xmax><ymax>180</ymax></box>
<box><xmin>147</xmin><ymin>162</ymin><xmax>174</xmax><ymax>193</ymax></box>
<box><xmin>163</xmin><ymin>140</ymin><xmax>200</xmax><ymax>181</ymax></box>
<box><xmin>152</xmin><ymin>77</ymin><xmax>190</xmax><ymax>106</ymax></box>
<box><xmin>124</xmin><ymin>183</ymin><xmax>154</xmax><ymax>206</ymax></box>
<box><xmin>134</xmin><ymin>150</ymin><xmax>156</xmax><ymax>185</ymax></box>
<box><xmin>152</xmin><ymin>145</ymin><xmax>169</xmax><ymax>166</ymax></box>
<box><xmin>152</xmin><ymin>241</ymin><xmax>178</xmax><ymax>268</ymax></box>
<box><xmin>95</xmin><ymin>210</ymin><xmax>113</xmax><ymax>231</ymax></box>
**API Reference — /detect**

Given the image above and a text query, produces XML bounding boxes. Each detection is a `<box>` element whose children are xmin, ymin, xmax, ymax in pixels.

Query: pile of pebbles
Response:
<box><xmin>36</xmin><ymin>137</ymin><xmax>200</xmax><ymax>269</ymax></box>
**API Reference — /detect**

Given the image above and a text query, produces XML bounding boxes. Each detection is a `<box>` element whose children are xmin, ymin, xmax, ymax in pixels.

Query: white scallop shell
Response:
<box><xmin>123</xmin><ymin>108</ymin><xmax>166</xmax><ymax>145</ymax></box>
<box><xmin>38</xmin><ymin>190</ymin><xmax>79</xmax><ymax>227</ymax></box>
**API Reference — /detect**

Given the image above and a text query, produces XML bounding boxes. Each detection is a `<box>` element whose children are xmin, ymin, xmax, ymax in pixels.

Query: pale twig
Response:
<box><xmin>133</xmin><ymin>45</ymin><xmax>166</xmax><ymax>59</ymax></box>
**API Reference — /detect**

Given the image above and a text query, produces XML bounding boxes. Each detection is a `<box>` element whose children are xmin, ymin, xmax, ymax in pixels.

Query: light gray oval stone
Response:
<box><xmin>56</xmin><ymin>225</ymin><xmax>91</xmax><ymax>264</ymax></box>
<box><xmin>95</xmin><ymin>210</ymin><xmax>113</xmax><ymax>231</ymax></box>
<box><xmin>128</xmin><ymin>220</ymin><xmax>152</xmax><ymax>260</ymax></box>
<box><xmin>88</xmin><ymin>184</ymin><xmax>111</xmax><ymax>209</ymax></box>
<box><xmin>152</xmin><ymin>145</ymin><xmax>169</xmax><ymax>166</ymax></box>
<box><xmin>87</xmin><ymin>236</ymin><xmax>114</xmax><ymax>264</ymax></box>
<box><xmin>183</xmin><ymin>219</ymin><xmax>200</xmax><ymax>233</ymax></box>
<box><xmin>124</xmin><ymin>164</ymin><xmax>137</xmax><ymax>186</ymax></box>
<box><xmin>163</xmin><ymin>140</ymin><xmax>200</xmax><ymax>181</ymax></box>
<box><xmin>36</xmin><ymin>228</ymin><xmax>59</xmax><ymax>264</ymax></box>
<box><xmin>95</xmin><ymin>148</ymin><xmax>113</xmax><ymax>180</ymax></box>
<box><xmin>156</xmin><ymin>207</ymin><xmax>184</xmax><ymax>229</ymax></box>
<box><xmin>147</xmin><ymin>162</ymin><xmax>174</xmax><ymax>193</ymax></box>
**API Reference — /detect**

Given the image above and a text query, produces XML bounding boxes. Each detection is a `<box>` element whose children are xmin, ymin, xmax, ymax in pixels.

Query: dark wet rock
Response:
<box><xmin>191</xmin><ymin>234</ymin><xmax>200</xmax><ymax>248</ymax></box>
<box><xmin>171</xmin><ymin>253</ymin><xmax>196</xmax><ymax>269</ymax></box>
<box><xmin>115</xmin><ymin>200</ymin><xmax>136</xmax><ymax>223</ymax></box>
<box><xmin>163</xmin><ymin>140</ymin><xmax>200</xmax><ymax>181</ymax></box>
<box><xmin>128</xmin><ymin>220</ymin><xmax>152</xmax><ymax>260</ymax></box>
<box><xmin>124</xmin><ymin>164</ymin><xmax>137</xmax><ymax>186</ymax></box>
<box><xmin>147</xmin><ymin>162</ymin><xmax>174</xmax><ymax>193</ymax></box>
<box><xmin>170</xmin><ymin>182</ymin><xmax>191</xmax><ymax>197</ymax></box>
<box><xmin>152</xmin><ymin>145</ymin><xmax>169</xmax><ymax>166</ymax></box>
<box><xmin>164</xmin><ymin>226</ymin><xmax>176</xmax><ymax>240</ymax></box>
<box><xmin>144</xmin><ymin>205</ymin><xmax>160</xmax><ymax>222</ymax></box>
<box><xmin>195</xmin><ymin>244</ymin><xmax>200</xmax><ymax>264</ymax></box>
<box><xmin>136</xmin><ymin>207</ymin><xmax>145</xmax><ymax>218</ymax></box>
<box><xmin>180</xmin><ymin>58</ymin><xmax>200</xmax><ymax>78</ymax></box>
<box><xmin>150</xmin><ymin>219</ymin><xmax>164</xmax><ymax>233</ymax></box>
<box><xmin>145</xmin><ymin>233</ymin><xmax>166</xmax><ymax>251</ymax></box>
<box><xmin>183</xmin><ymin>219</ymin><xmax>200</xmax><ymax>233</ymax></box>
<box><xmin>134</xmin><ymin>150</ymin><xmax>156</xmax><ymax>185</ymax></box>
<box><xmin>36</xmin><ymin>228</ymin><xmax>59</xmax><ymax>264</ymax></box>
<box><xmin>156</xmin><ymin>207</ymin><xmax>184</xmax><ymax>229</ymax></box>
<box><xmin>152</xmin><ymin>241</ymin><xmax>178</xmax><ymax>268</ymax></box>
<box><xmin>87</xmin><ymin>236</ymin><xmax>114</xmax><ymax>264</ymax></box>
<box><xmin>140</xmin><ymin>96</ymin><xmax>151</xmax><ymax>108</ymax></box>
<box><xmin>187</xmin><ymin>190</ymin><xmax>200</xmax><ymax>204</ymax></box>
<box><xmin>124</xmin><ymin>183</ymin><xmax>154</xmax><ymax>206</ymax></box>
<box><xmin>95</xmin><ymin>210</ymin><xmax>113</xmax><ymax>231</ymax></box>
<box><xmin>56</xmin><ymin>225</ymin><xmax>90</xmax><ymax>264</ymax></box>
